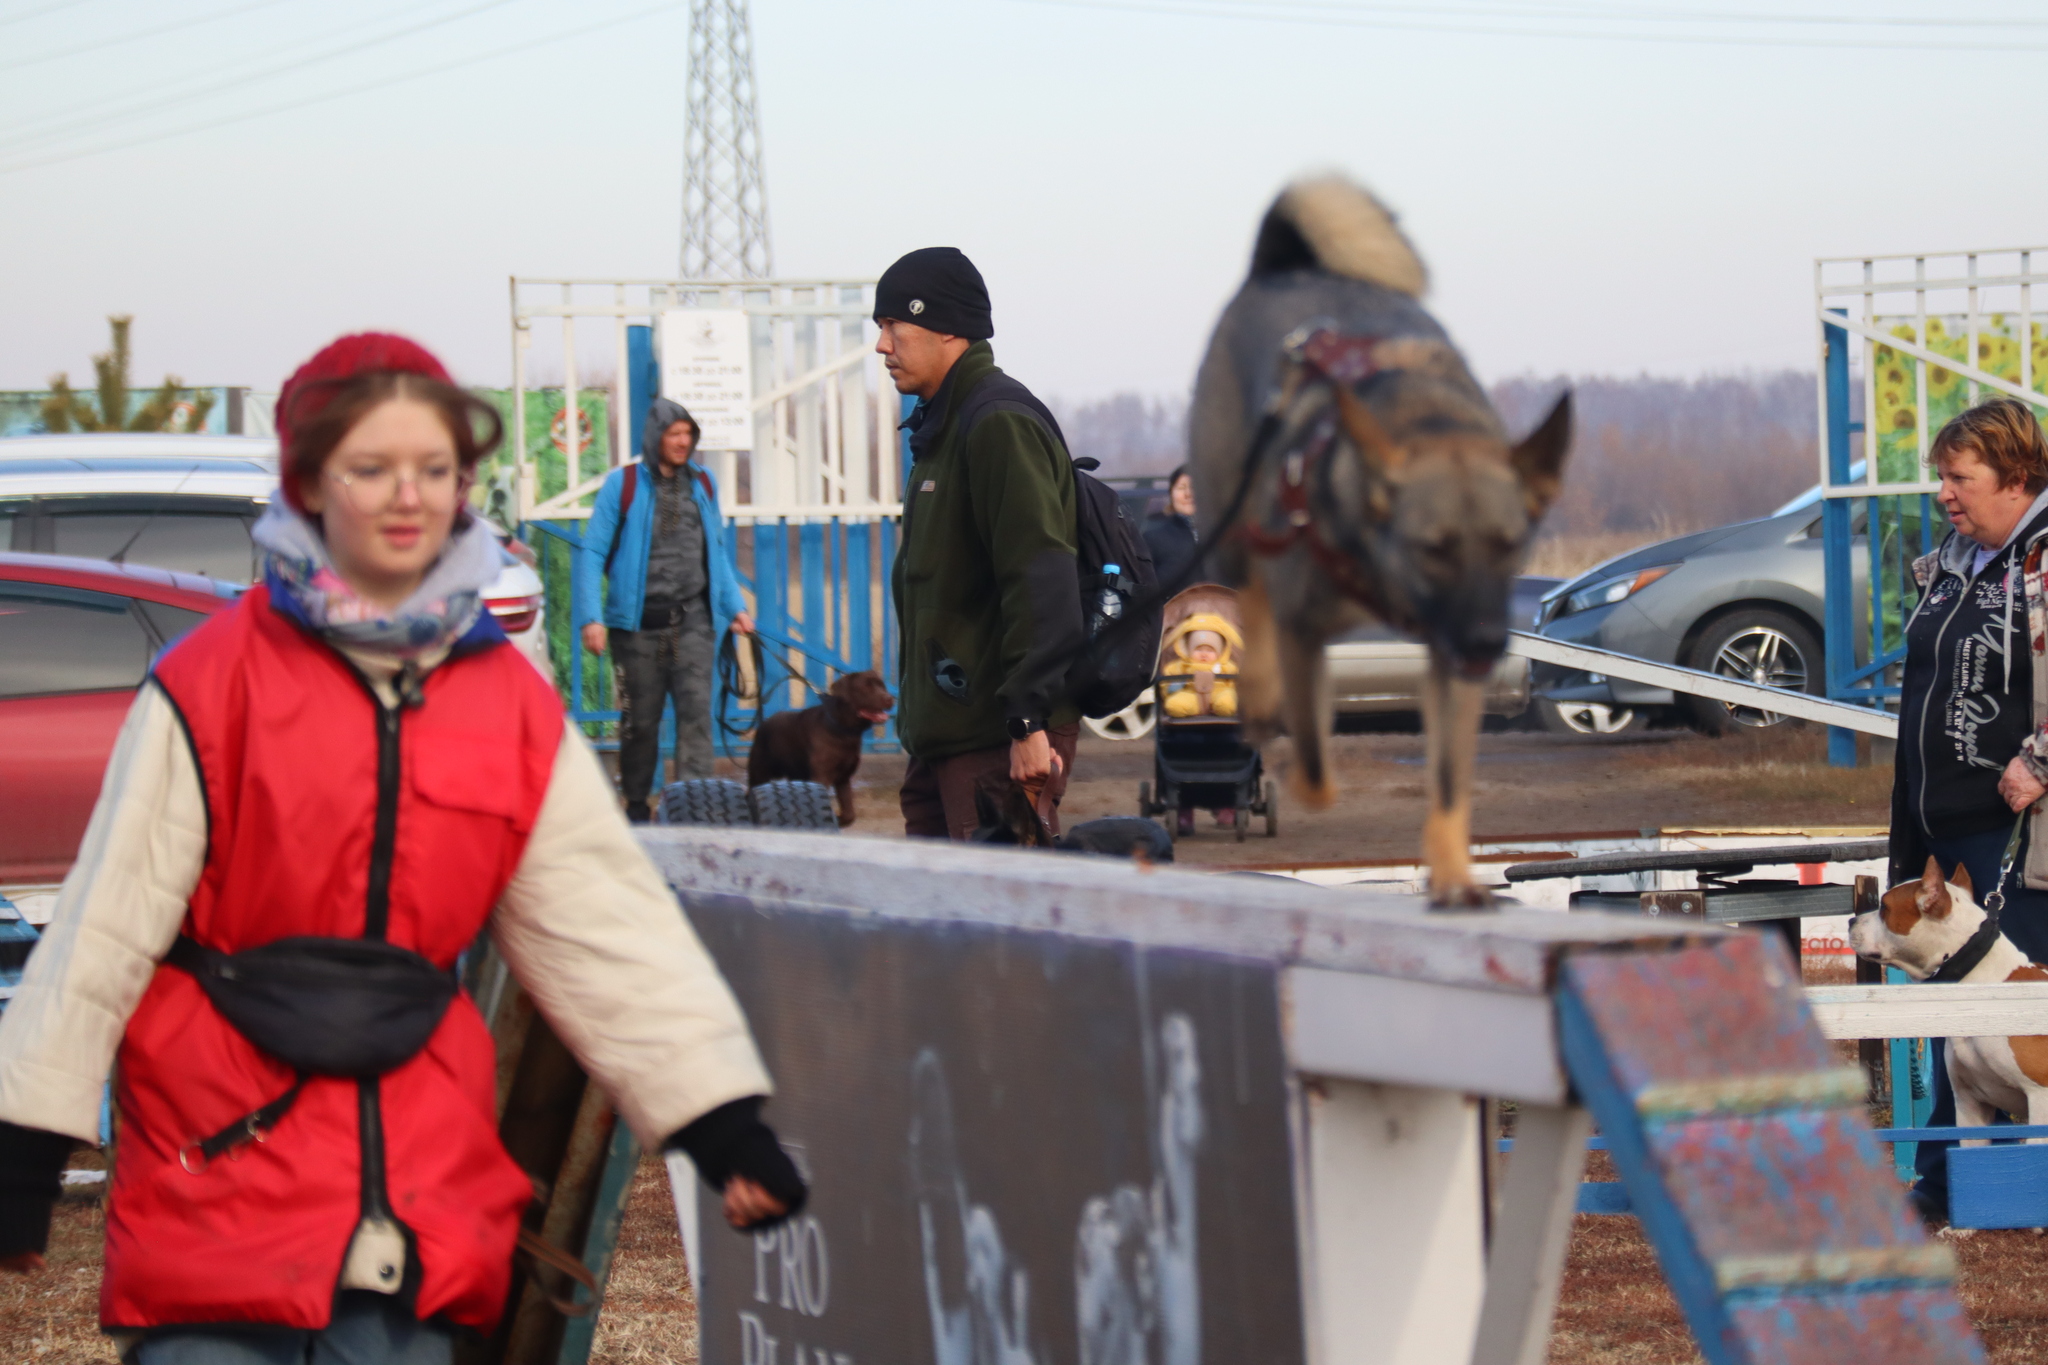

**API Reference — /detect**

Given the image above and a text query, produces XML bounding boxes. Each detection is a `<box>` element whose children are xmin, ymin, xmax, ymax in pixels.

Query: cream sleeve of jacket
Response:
<box><xmin>0</xmin><ymin>680</ymin><xmax>770</xmax><ymax>1149</ymax></box>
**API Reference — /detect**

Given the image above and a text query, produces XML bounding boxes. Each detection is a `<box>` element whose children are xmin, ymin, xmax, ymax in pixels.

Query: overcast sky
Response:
<box><xmin>2</xmin><ymin>0</ymin><xmax>2044</xmax><ymax>405</ymax></box>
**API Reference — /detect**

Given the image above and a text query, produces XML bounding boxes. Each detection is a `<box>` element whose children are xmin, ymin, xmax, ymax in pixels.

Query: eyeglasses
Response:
<box><xmin>327</xmin><ymin>462</ymin><xmax>466</xmax><ymax>514</ymax></box>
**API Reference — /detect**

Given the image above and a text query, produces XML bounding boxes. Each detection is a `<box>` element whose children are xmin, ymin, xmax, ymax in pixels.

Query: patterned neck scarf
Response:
<box><xmin>251</xmin><ymin>498</ymin><xmax>504</xmax><ymax>658</ymax></box>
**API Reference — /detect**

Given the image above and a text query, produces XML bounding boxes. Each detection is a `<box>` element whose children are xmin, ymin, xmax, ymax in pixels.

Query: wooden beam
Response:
<box><xmin>1806</xmin><ymin>983</ymin><xmax>2048</xmax><ymax>1039</ymax></box>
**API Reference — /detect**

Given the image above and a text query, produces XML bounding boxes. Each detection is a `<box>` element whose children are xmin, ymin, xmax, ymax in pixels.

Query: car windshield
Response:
<box><xmin>1772</xmin><ymin>460</ymin><xmax>1868</xmax><ymax>517</ymax></box>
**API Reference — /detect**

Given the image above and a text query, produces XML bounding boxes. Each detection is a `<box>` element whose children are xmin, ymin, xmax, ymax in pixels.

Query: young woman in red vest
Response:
<box><xmin>0</xmin><ymin>335</ymin><xmax>803</xmax><ymax>1363</ymax></box>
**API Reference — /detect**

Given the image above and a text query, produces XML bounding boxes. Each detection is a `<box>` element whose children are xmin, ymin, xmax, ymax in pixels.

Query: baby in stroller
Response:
<box><xmin>1137</xmin><ymin>587</ymin><xmax>1275</xmax><ymax>842</ymax></box>
<box><xmin>1160</xmin><ymin>614</ymin><xmax>1240</xmax><ymax>718</ymax></box>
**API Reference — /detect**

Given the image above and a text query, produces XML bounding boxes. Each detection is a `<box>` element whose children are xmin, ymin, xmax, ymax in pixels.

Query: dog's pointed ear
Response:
<box><xmin>1918</xmin><ymin>855</ymin><xmax>1954</xmax><ymax>919</ymax></box>
<box><xmin>1333</xmin><ymin>385</ymin><xmax>1406</xmax><ymax>475</ymax></box>
<box><xmin>1510</xmin><ymin>390</ymin><xmax>1572</xmax><ymax>519</ymax></box>
<box><xmin>1953</xmin><ymin>862</ymin><xmax>1976</xmax><ymax>898</ymax></box>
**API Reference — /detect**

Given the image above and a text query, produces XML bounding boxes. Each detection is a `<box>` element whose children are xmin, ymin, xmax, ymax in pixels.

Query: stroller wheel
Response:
<box><xmin>1138</xmin><ymin>780</ymin><xmax>1152</xmax><ymax>818</ymax></box>
<box><xmin>1264</xmin><ymin>780</ymin><xmax>1279</xmax><ymax>838</ymax></box>
<box><xmin>1235</xmin><ymin>805</ymin><xmax>1250</xmax><ymax>842</ymax></box>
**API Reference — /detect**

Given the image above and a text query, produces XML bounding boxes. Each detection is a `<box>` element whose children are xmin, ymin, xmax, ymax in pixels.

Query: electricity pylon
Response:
<box><xmin>680</xmin><ymin>0</ymin><xmax>772</xmax><ymax>280</ymax></box>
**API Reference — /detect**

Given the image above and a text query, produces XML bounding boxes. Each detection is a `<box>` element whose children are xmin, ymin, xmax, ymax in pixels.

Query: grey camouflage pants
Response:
<box><xmin>611</xmin><ymin>596</ymin><xmax>717</xmax><ymax>801</ymax></box>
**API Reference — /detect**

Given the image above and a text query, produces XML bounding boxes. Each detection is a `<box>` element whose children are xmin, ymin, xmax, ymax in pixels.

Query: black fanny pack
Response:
<box><xmin>167</xmin><ymin>934</ymin><xmax>458</xmax><ymax>1078</ymax></box>
<box><xmin>168</xmin><ymin>933</ymin><xmax>460</xmax><ymax>1169</ymax></box>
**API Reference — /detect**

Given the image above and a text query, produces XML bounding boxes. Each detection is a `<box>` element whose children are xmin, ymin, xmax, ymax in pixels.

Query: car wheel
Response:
<box><xmin>1537</xmin><ymin>697</ymin><xmax>1648</xmax><ymax>736</ymax></box>
<box><xmin>1682</xmin><ymin>609</ymin><xmax>1822</xmax><ymax>734</ymax></box>
<box><xmin>1083</xmin><ymin>688</ymin><xmax>1156</xmax><ymax>742</ymax></box>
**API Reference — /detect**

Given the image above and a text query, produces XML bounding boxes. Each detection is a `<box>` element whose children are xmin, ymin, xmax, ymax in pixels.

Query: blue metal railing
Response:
<box><xmin>1821</xmin><ymin>311</ymin><xmax>1936</xmax><ymax>766</ymax></box>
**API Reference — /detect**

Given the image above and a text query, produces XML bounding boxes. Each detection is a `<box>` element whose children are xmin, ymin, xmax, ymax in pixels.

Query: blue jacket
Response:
<box><xmin>572</xmin><ymin>458</ymin><xmax>748</xmax><ymax>634</ymax></box>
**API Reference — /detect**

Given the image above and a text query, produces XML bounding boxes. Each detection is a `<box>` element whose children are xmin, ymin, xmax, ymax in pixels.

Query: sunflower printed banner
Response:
<box><xmin>1869</xmin><ymin>316</ymin><xmax>2048</xmax><ymax>480</ymax></box>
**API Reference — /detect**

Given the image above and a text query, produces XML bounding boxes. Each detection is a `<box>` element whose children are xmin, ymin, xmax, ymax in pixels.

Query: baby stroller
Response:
<box><xmin>1134</xmin><ymin>584</ymin><xmax>1277</xmax><ymax>842</ymax></box>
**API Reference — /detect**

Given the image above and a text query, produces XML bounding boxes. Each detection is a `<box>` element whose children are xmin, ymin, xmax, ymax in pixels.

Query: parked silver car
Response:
<box><xmin>0</xmin><ymin>434</ymin><xmax>553</xmax><ymax>678</ymax></box>
<box><xmin>1533</xmin><ymin>478</ymin><xmax>1867</xmax><ymax>734</ymax></box>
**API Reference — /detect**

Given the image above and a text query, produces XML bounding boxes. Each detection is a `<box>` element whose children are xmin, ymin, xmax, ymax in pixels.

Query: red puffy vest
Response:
<box><xmin>104</xmin><ymin>585</ymin><xmax>564</xmax><ymax>1331</ymax></box>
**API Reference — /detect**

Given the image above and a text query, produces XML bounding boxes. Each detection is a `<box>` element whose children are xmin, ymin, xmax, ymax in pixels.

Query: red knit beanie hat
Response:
<box><xmin>275</xmin><ymin>333</ymin><xmax>454</xmax><ymax>512</ymax></box>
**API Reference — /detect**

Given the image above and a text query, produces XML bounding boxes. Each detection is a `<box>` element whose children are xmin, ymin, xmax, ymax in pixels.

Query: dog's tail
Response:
<box><xmin>1249</xmin><ymin>174</ymin><xmax>1428</xmax><ymax>298</ymax></box>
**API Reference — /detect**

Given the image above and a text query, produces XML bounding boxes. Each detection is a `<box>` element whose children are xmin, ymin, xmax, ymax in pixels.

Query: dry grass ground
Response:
<box><xmin>14</xmin><ymin>1099</ymin><xmax>2048</xmax><ymax>1363</ymax></box>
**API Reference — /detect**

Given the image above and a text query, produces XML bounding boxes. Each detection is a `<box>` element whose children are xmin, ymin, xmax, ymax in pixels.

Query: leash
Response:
<box><xmin>1985</xmin><ymin>809</ymin><xmax>2028</xmax><ymax>918</ymax></box>
<box><xmin>713</xmin><ymin>624</ymin><xmax>863</xmax><ymax>744</ymax></box>
<box><xmin>1927</xmin><ymin>810</ymin><xmax>2026</xmax><ymax>984</ymax></box>
<box><xmin>1072</xmin><ymin>325</ymin><xmax>1400</xmax><ymax>670</ymax></box>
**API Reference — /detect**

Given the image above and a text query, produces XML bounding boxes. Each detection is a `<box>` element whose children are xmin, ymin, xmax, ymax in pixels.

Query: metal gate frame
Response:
<box><xmin>1816</xmin><ymin>248</ymin><xmax>2048</xmax><ymax>766</ymax></box>
<box><xmin>506</xmin><ymin>277</ymin><xmax>905</xmax><ymax>753</ymax></box>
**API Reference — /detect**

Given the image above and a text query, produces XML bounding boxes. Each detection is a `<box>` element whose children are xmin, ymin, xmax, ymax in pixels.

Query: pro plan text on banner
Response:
<box><xmin>660</xmin><ymin>309</ymin><xmax>754</xmax><ymax>451</ymax></box>
<box><xmin>677</xmin><ymin>895</ymin><xmax>1306</xmax><ymax>1365</ymax></box>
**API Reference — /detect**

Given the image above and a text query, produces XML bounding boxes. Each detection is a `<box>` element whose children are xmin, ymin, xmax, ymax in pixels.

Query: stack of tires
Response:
<box><xmin>656</xmin><ymin>779</ymin><xmax>839</xmax><ymax>831</ymax></box>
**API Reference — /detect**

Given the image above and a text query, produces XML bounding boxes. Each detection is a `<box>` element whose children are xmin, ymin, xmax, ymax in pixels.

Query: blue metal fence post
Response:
<box><xmin>626</xmin><ymin>325</ymin><xmax>656</xmax><ymax>458</ymax></box>
<box><xmin>848</xmin><ymin>522</ymin><xmax>873</xmax><ymax>672</ymax></box>
<box><xmin>1821</xmin><ymin>311</ymin><xmax>1860</xmax><ymax>768</ymax></box>
<box><xmin>758</xmin><ymin>521</ymin><xmax>790</xmax><ymax>715</ymax></box>
<box><xmin>800</xmin><ymin>522</ymin><xmax>828</xmax><ymax>701</ymax></box>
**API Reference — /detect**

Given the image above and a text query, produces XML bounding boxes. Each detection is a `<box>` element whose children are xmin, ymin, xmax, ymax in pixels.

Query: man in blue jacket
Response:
<box><xmin>574</xmin><ymin>397</ymin><xmax>753</xmax><ymax>821</ymax></box>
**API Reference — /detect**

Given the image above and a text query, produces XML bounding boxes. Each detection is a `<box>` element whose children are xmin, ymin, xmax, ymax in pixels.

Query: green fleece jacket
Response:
<box><xmin>892</xmin><ymin>342</ymin><xmax>1083</xmax><ymax>760</ymax></box>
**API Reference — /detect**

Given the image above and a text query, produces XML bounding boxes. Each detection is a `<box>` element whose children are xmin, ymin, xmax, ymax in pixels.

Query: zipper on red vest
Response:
<box><xmin>343</xmin><ymin>663</ymin><xmax>417</xmax><ymax>1286</ymax></box>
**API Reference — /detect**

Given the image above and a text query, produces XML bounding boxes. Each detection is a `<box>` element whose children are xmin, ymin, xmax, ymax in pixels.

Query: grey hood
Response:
<box><xmin>642</xmin><ymin>398</ymin><xmax>699</xmax><ymax>463</ymax></box>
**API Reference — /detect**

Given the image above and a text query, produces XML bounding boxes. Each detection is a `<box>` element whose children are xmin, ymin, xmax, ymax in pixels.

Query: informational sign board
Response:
<box><xmin>659</xmin><ymin>310</ymin><xmax>754</xmax><ymax>451</ymax></box>
<box><xmin>681</xmin><ymin>893</ymin><xmax>1306</xmax><ymax>1365</ymax></box>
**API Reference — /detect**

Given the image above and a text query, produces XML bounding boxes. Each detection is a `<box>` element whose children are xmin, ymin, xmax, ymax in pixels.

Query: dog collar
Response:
<box><xmin>1928</xmin><ymin>914</ymin><xmax>2003</xmax><ymax>984</ymax></box>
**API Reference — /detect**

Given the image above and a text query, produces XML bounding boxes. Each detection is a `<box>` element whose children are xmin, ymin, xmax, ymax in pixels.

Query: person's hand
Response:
<box><xmin>581</xmin><ymin>622</ymin><xmax>607</xmax><ymax>655</ymax></box>
<box><xmin>1010</xmin><ymin>730</ymin><xmax>1055</xmax><ymax>783</ymax></box>
<box><xmin>732</xmin><ymin>611</ymin><xmax>754</xmax><ymax>636</ymax></box>
<box><xmin>723</xmin><ymin>1175</ymin><xmax>787</xmax><ymax>1230</ymax></box>
<box><xmin>0</xmin><ymin>1251</ymin><xmax>45</xmax><ymax>1275</ymax></box>
<box><xmin>2001</xmin><ymin>755</ymin><xmax>2048</xmax><ymax>812</ymax></box>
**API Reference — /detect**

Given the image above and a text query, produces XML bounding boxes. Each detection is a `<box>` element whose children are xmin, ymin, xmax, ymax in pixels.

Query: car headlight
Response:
<box><xmin>1559</xmin><ymin>565</ymin><xmax>1676</xmax><ymax>617</ymax></box>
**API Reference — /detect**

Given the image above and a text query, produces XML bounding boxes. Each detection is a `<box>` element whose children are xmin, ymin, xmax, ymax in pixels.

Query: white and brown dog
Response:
<box><xmin>1851</xmin><ymin>855</ymin><xmax>2048</xmax><ymax>1135</ymax></box>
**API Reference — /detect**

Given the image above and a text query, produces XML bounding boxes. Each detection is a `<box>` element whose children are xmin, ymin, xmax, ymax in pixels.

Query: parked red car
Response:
<box><xmin>0</xmin><ymin>553</ymin><xmax>235</xmax><ymax>883</ymax></box>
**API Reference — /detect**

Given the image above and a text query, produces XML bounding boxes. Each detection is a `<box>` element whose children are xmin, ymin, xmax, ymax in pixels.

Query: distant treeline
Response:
<box><xmin>1055</xmin><ymin>369</ymin><xmax>1822</xmax><ymax>538</ymax></box>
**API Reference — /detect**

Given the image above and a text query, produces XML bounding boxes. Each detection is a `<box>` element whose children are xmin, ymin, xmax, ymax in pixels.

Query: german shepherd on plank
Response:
<box><xmin>1189</xmin><ymin>176</ymin><xmax>1571</xmax><ymax>906</ymax></box>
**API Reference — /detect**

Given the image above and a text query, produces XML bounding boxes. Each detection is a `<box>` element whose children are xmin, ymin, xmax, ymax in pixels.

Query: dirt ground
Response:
<box><xmin>695</xmin><ymin>717</ymin><xmax>1894</xmax><ymax>862</ymax></box>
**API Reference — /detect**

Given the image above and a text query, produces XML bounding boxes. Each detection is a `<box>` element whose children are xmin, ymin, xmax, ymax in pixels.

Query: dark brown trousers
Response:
<box><xmin>900</xmin><ymin>723</ymin><xmax>1080</xmax><ymax>840</ymax></box>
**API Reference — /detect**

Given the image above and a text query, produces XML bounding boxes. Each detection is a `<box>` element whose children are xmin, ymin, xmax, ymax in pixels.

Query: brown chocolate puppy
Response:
<box><xmin>746</xmin><ymin>671</ymin><xmax>894</xmax><ymax>826</ymax></box>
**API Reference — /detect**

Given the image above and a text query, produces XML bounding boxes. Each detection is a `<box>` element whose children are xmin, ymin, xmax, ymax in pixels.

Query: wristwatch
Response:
<box><xmin>1007</xmin><ymin>716</ymin><xmax>1045</xmax><ymax>741</ymax></box>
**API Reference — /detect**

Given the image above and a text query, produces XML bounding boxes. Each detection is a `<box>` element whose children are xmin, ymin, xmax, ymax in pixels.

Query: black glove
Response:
<box><xmin>0</xmin><ymin>1121</ymin><xmax>75</xmax><ymax>1262</ymax></box>
<box><xmin>665</xmin><ymin>1096</ymin><xmax>807</xmax><ymax>1228</ymax></box>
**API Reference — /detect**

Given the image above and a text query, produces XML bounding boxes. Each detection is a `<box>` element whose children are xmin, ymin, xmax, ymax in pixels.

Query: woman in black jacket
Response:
<box><xmin>1143</xmin><ymin>466</ymin><xmax>1201</xmax><ymax>590</ymax></box>
<box><xmin>1889</xmin><ymin>397</ymin><xmax>2048</xmax><ymax>1225</ymax></box>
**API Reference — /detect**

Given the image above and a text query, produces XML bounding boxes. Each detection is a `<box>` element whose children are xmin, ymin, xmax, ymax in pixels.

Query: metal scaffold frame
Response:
<box><xmin>507</xmin><ymin>277</ymin><xmax>903</xmax><ymax>753</ymax></box>
<box><xmin>1815</xmin><ymin>247</ymin><xmax>2048</xmax><ymax>765</ymax></box>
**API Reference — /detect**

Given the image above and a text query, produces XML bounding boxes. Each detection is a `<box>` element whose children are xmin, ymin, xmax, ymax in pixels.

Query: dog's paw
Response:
<box><xmin>1286</xmin><ymin>768</ymin><xmax>1338</xmax><ymax>812</ymax></box>
<box><xmin>1428</xmin><ymin>881</ymin><xmax>1496</xmax><ymax>912</ymax></box>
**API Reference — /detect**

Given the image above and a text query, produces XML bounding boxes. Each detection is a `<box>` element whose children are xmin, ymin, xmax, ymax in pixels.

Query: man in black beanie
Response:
<box><xmin>878</xmin><ymin>247</ymin><xmax>1085</xmax><ymax>839</ymax></box>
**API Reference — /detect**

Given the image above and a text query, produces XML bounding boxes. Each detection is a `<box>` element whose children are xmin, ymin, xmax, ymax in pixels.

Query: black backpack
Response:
<box><xmin>954</xmin><ymin>377</ymin><xmax>1164</xmax><ymax>719</ymax></box>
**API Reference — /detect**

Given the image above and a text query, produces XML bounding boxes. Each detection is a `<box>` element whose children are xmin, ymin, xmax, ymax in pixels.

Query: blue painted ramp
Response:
<box><xmin>1558</xmin><ymin>934</ymin><xmax>1983</xmax><ymax>1364</ymax></box>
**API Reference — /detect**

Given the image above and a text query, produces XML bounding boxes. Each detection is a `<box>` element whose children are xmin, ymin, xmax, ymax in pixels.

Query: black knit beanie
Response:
<box><xmin>874</xmin><ymin>247</ymin><xmax>993</xmax><ymax>340</ymax></box>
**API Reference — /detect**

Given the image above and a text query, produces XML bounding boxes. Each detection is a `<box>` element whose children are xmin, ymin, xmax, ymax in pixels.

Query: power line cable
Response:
<box><xmin>0</xmin><ymin>0</ymin><xmax>103</xmax><ymax>30</ymax></box>
<box><xmin>0</xmin><ymin>0</ymin><xmax>528</xmax><ymax>151</ymax></box>
<box><xmin>1110</xmin><ymin>0</ymin><xmax>2048</xmax><ymax>28</ymax></box>
<box><xmin>0</xmin><ymin>0</ymin><xmax>686</xmax><ymax>176</ymax></box>
<box><xmin>0</xmin><ymin>0</ymin><xmax>299</xmax><ymax>73</ymax></box>
<box><xmin>1007</xmin><ymin>0</ymin><xmax>2048</xmax><ymax>52</ymax></box>
<box><xmin>0</xmin><ymin>0</ymin><xmax>446</xmax><ymax>139</ymax></box>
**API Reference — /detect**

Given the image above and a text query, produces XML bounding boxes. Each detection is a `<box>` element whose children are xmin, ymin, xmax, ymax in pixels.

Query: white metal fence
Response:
<box><xmin>507</xmin><ymin>277</ymin><xmax>898</xmax><ymax>524</ymax></box>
